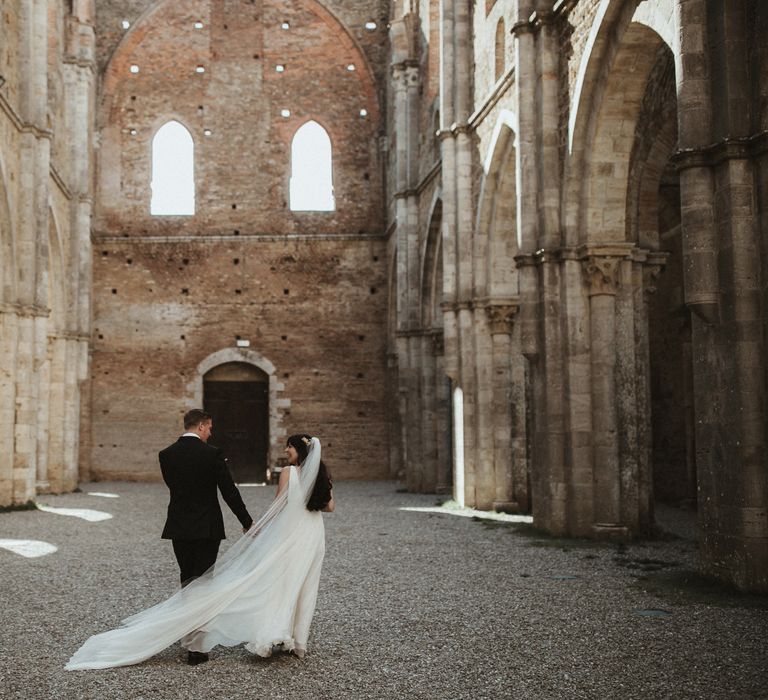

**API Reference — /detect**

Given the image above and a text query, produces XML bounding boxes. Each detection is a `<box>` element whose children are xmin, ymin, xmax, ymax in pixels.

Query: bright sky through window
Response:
<box><xmin>290</xmin><ymin>121</ymin><xmax>335</xmax><ymax>211</ymax></box>
<box><xmin>151</xmin><ymin>120</ymin><xmax>195</xmax><ymax>216</ymax></box>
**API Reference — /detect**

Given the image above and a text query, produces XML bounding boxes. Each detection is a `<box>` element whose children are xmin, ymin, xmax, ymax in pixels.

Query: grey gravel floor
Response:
<box><xmin>1</xmin><ymin>481</ymin><xmax>766</xmax><ymax>700</ymax></box>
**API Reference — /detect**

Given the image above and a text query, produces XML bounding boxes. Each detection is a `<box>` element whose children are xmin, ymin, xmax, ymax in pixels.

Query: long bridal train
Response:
<box><xmin>66</xmin><ymin>438</ymin><xmax>325</xmax><ymax>670</ymax></box>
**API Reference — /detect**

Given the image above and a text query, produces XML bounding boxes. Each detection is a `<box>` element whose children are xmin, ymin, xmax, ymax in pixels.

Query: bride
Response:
<box><xmin>66</xmin><ymin>434</ymin><xmax>334</xmax><ymax>670</ymax></box>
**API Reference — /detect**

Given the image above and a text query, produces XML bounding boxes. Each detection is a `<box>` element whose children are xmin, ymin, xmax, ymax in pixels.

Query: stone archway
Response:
<box><xmin>188</xmin><ymin>348</ymin><xmax>288</xmax><ymax>478</ymax></box>
<box><xmin>555</xmin><ymin>0</ymin><xmax>681</xmax><ymax>537</ymax></box>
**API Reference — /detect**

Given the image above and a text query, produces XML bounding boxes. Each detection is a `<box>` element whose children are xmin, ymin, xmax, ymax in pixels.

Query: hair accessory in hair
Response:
<box><xmin>301</xmin><ymin>436</ymin><xmax>311</xmax><ymax>446</ymax></box>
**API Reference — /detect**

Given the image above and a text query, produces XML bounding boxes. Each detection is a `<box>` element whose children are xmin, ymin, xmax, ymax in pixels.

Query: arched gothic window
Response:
<box><xmin>495</xmin><ymin>18</ymin><xmax>506</xmax><ymax>82</ymax></box>
<box><xmin>290</xmin><ymin>120</ymin><xmax>335</xmax><ymax>211</ymax></box>
<box><xmin>151</xmin><ymin>120</ymin><xmax>195</xmax><ymax>215</ymax></box>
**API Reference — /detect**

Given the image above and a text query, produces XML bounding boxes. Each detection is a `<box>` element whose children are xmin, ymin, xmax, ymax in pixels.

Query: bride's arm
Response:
<box><xmin>275</xmin><ymin>465</ymin><xmax>291</xmax><ymax>499</ymax></box>
<box><xmin>322</xmin><ymin>491</ymin><xmax>335</xmax><ymax>512</ymax></box>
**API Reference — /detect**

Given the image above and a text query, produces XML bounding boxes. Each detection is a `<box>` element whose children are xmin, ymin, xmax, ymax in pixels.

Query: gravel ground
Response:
<box><xmin>0</xmin><ymin>481</ymin><xmax>766</xmax><ymax>700</ymax></box>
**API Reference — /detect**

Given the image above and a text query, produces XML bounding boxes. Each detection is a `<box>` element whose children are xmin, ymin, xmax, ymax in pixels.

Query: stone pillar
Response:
<box><xmin>638</xmin><ymin>252</ymin><xmax>669</xmax><ymax>529</ymax></box>
<box><xmin>473</xmin><ymin>307</ymin><xmax>495</xmax><ymax>509</ymax></box>
<box><xmin>392</xmin><ymin>52</ymin><xmax>425</xmax><ymax>491</ymax></box>
<box><xmin>485</xmin><ymin>301</ymin><xmax>524</xmax><ymax>512</ymax></box>
<box><xmin>44</xmin><ymin>335</ymin><xmax>68</xmax><ymax>492</ymax></box>
<box><xmin>35</xmin><ymin>339</ymin><xmax>52</xmax><ymax>491</ymax></box>
<box><xmin>438</xmin><ymin>0</ymin><xmax>460</xmax><ymax>501</ymax></box>
<box><xmin>420</xmin><ymin>332</ymin><xmax>438</xmax><ymax>491</ymax></box>
<box><xmin>386</xmin><ymin>351</ymin><xmax>402</xmax><ymax>479</ymax></box>
<box><xmin>537</xmin><ymin>7</ymin><xmax>561</xmax><ymax>250</ymax></box>
<box><xmin>0</xmin><ymin>311</ymin><xmax>18</xmax><ymax>504</ymax></box>
<box><xmin>582</xmin><ymin>251</ymin><xmax>624</xmax><ymax>536</ymax></box>
<box><xmin>432</xmin><ymin>333</ymin><xmax>452</xmax><ymax>495</ymax></box>
<box><xmin>14</xmin><ymin>0</ymin><xmax>50</xmax><ymax>504</ymax></box>
<box><xmin>674</xmin><ymin>0</ymin><xmax>768</xmax><ymax>591</ymax></box>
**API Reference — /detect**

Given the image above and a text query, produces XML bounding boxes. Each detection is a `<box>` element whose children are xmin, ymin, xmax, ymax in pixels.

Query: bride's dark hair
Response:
<box><xmin>287</xmin><ymin>434</ymin><xmax>332</xmax><ymax>511</ymax></box>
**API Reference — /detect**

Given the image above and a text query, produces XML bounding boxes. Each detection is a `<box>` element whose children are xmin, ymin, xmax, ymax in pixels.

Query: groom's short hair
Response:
<box><xmin>184</xmin><ymin>409</ymin><xmax>211</xmax><ymax>429</ymax></box>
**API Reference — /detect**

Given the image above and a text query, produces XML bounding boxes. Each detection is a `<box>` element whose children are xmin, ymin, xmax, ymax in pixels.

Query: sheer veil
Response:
<box><xmin>66</xmin><ymin>438</ymin><xmax>323</xmax><ymax>670</ymax></box>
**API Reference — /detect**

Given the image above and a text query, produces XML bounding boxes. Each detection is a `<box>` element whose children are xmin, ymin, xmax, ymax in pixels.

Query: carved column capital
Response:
<box><xmin>582</xmin><ymin>256</ymin><xmax>621</xmax><ymax>296</ymax></box>
<box><xmin>579</xmin><ymin>245</ymin><xmax>634</xmax><ymax>297</ymax></box>
<box><xmin>483</xmin><ymin>300</ymin><xmax>520</xmax><ymax>334</ymax></box>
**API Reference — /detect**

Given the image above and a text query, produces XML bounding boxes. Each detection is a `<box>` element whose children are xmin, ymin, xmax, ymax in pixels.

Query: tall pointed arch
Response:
<box><xmin>290</xmin><ymin>120</ymin><xmax>335</xmax><ymax>212</ymax></box>
<box><xmin>151</xmin><ymin>120</ymin><xmax>195</xmax><ymax>216</ymax></box>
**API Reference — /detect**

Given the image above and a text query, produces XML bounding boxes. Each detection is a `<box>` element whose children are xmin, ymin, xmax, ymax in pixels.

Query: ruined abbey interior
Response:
<box><xmin>0</xmin><ymin>0</ymin><xmax>766</xmax><ymax>592</ymax></box>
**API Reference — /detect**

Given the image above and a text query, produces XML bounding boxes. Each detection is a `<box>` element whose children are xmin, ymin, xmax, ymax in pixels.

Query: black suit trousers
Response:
<box><xmin>172</xmin><ymin>539</ymin><xmax>221</xmax><ymax>587</ymax></box>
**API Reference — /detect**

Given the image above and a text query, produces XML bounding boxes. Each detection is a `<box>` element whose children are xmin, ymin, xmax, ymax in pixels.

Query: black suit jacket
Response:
<box><xmin>159</xmin><ymin>436</ymin><xmax>253</xmax><ymax>540</ymax></box>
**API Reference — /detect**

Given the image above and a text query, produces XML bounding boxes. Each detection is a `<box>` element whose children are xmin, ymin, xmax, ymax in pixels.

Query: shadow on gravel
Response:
<box><xmin>632</xmin><ymin>569</ymin><xmax>768</xmax><ymax>610</ymax></box>
<box><xmin>476</xmin><ymin>519</ymin><xmax>614</xmax><ymax>550</ymax></box>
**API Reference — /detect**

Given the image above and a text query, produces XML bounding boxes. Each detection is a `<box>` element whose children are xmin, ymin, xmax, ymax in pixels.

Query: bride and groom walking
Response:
<box><xmin>66</xmin><ymin>409</ymin><xmax>334</xmax><ymax>670</ymax></box>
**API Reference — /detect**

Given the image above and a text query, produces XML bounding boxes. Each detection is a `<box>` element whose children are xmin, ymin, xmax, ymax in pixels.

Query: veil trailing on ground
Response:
<box><xmin>66</xmin><ymin>438</ymin><xmax>324</xmax><ymax>670</ymax></box>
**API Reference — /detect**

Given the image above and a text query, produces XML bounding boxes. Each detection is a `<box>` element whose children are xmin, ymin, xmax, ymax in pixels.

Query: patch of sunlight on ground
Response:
<box><xmin>398</xmin><ymin>505</ymin><xmax>533</xmax><ymax>524</ymax></box>
<box><xmin>37</xmin><ymin>504</ymin><xmax>113</xmax><ymax>522</ymax></box>
<box><xmin>86</xmin><ymin>492</ymin><xmax>120</xmax><ymax>498</ymax></box>
<box><xmin>0</xmin><ymin>539</ymin><xmax>58</xmax><ymax>558</ymax></box>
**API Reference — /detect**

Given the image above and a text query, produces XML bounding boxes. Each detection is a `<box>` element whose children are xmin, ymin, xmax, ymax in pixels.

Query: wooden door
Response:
<box><xmin>203</xmin><ymin>379</ymin><xmax>269</xmax><ymax>483</ymax></box>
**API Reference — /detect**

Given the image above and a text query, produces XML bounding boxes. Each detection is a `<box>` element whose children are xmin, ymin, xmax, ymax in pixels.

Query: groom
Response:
<box><xmin>159</xmin><ymin>409</ymin><xmax>254</xmax><ymax>662</ymax></box>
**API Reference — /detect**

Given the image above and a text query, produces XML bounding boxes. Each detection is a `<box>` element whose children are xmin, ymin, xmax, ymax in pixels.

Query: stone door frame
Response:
<box><xmin>188</xmin><ymin>348</ymin><xmax>289</xmax><ymax>472</ymax></box>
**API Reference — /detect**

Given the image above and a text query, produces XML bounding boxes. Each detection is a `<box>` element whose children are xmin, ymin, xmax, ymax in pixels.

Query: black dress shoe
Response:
<box><xmin>187</xmin><ymin>651</ymin><xmax>209</xmax><ymax>666</ymax></box>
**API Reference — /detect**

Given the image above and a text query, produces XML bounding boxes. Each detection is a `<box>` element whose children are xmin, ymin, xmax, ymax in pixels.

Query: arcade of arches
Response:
<box><xmin>0</xmin><ymin>0</ymin><xmax>766</xmax><ymax>592</ymax></box>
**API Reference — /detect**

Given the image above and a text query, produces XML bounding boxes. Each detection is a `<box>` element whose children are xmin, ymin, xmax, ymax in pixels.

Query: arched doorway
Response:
<box><xmin>203</xmin><ymin>362</ymin><xmax>269</xmax><ymax>483</ymax></box>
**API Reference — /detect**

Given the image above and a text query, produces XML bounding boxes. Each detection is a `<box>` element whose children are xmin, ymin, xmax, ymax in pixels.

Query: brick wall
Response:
<box><xmin>90</xmin><ymin>0</ymin><xmax>391</xmax><ymax>481</ymax></box>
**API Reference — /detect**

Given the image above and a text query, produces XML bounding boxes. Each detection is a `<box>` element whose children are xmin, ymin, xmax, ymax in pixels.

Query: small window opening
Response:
<box><xmin>151</xmin><ymin>121</ymin><xmax>195</xmax><ymax>216</ymax></box>
<box><xmin>290</xmin><ymin>120</ymin><xmax>335</xmax><ymax>211</ymax></box>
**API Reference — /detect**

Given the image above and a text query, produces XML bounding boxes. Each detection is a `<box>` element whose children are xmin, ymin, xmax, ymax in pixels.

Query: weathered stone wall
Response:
<box><xmin>390</xmin><ymin>0</ymin><xmax>768</xmax><ymax>592</ymax></box>
<box><xmin>0</xmin><ymin>0</ymin><xmax>94</xmax><ymax>505</ymax></box>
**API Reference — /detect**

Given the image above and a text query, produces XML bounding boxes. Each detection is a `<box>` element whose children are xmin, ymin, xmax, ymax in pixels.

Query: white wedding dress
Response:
<box><xmin>66</xmin><ymin>438</ymin><xmax>326</xmax><ymax>670</ymax></box>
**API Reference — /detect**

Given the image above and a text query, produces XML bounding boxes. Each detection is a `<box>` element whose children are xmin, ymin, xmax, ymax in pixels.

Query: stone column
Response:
<box><xmin>420</xmin><ymin>332</ymin><xmax>438</xmax><ymax>491</ymax></box>
<box><xmin>674</xmin><ymin>0</ymin><xmax>768</xmax><ymax>592</ymax></box>
<box><xmin>65</xmin><ymin>5</ymin><xmax>96</xmax><ymax>488</ymax></box>
<box><xmin>35</xmin><ymin>339</ymin><xmax>52</xmax><ymax>491</ymax></box>
<box><xmin>485</xmin><ymin>301</ymin><xmax>522</xmax><ymax>512</ymax></box>
<box><xmin>473</xmin><ymin>306</ymin><xmax>495</xmax><ymax>509</ymax></box>
<box><xmin>637</xmin><ymin>252</ymin><xmax>668</xmax><ymax>529</ymax></box>
<box><xmin>0</xmin><ymin>310</ymin><xmax>18</xmax><ymax>504</ymax></box>
<box><xmin>438</xmin><ymin>0</ymin><xmax>460</xmax><ymax>501</ymax></box>
<box><xmin>674</xmin><ymin>0</ymin><xmax>717</xmax><ymax>324</ymax></box>
<box><xmin>44</xmin><ymin>335</ymin><xmax>68</xmax><ymax>492</ymax></box>
<box><xmin>14</xmin><ymin>0</ymin><xmax>50</xmax><ymax>504</ymax></box>
<box><xmin>432</xmin><ymin>333</ymin><xmax>452</xmax><ymax>494</ymax></box>
<box><xmin>582</xmin><ymin>251</ymin><xmax>625</xmax><ymax>536</ymax></box>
